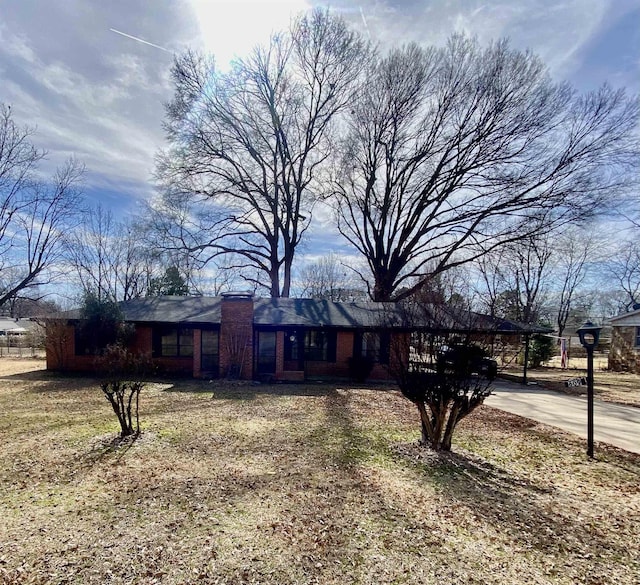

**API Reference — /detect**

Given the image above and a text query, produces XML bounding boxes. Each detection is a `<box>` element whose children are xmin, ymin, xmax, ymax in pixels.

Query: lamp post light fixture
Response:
<box><xmin>577</xmin><ymin>321</ymin><xmax>602</xmax><ymax>458</ymax></box>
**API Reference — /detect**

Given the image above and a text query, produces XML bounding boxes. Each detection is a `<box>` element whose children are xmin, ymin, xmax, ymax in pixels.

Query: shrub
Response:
<box><xmin>529</xmin><ymin>333</ymin><xmax>555</xmax><ymax>368</ymax></box>
<box><xmin>395</xmin><ymin>369</ymin><xmax>492</xmax><ymax>451</ymax></box>
<box><xmin>95</xmin><ymin>345</ymin><xmax>153</xmax><ymax>437</ymax></box>
<box><xmin>348</xmin><ymin>355</ymin><xmax>375</xmax><ymax>382</ymax></box>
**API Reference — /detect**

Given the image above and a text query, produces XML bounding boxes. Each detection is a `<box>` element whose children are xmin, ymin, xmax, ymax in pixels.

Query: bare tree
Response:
<box><xmin>66</xmin><ymin>205</ymin><xmax>155</xmax><ymax>302</ymax></box>
<box><xmin>156</xmin><ymin>10</ymin><xmax>369</xmax><ymax>297</ymax></box>
<box><xmin>143</xmin><ymin>193</ymin><xmax>247</xmax><ymax>295</ymax></box>
<box><xmin>297</xmin><ymin>252</ymin><xmax>363</xmax><ymax>300</ymax></box>
<box><xmin>552</xmin><ymin>228</ymin><xmax>594</xmax><ymax>337</ymax></box>
<box><xmin>0</xmin><ymin>104</ymin><xmax>84</xmax><ymax>307</ymax></box>
<box><xmin>332</xmin><ymin>38</ymin><xmax>640</xmax><ymax>301</ymax></box>
<box><xmin>604</xmin><ymin>238</ymin><xmax>640</xmax><ymax>312</ymax></box>
<box><xmin>474</xmin><ymin>234</ymin><xmax>552</xmax><ymax>324</ymax></box>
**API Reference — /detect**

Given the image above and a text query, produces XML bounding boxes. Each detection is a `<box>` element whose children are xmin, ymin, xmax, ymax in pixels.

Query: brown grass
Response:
<box><xmin>0</xmin><ymin>358</ymin><xmax>638</xmax><ymax>584</ymax></box>
<box><xmin>507</xmin><ymin>365</ymin><xmax>640</xmax><ymax>407</ymax></box>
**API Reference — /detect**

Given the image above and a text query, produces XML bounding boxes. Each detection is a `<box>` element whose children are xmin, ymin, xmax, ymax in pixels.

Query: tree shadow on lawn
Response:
<box><xmin>41</xmin><ymin>384</ymin><xmax>632</xmax><ymax>580</ymax></box>
<box><xmin>393</xmin><ymin>441</ymin><xmax>634</xmax><ymax>562</ymax></box>
<box><xmin>323</xmin><ymin>390</ymin><xmax>636</xmax><ymax>568</ymax></box>
<box><xmin>2</xmin><ymin>369</ymin><xmax>104</xmax><ymax>394</ymax></box>
<box><xmin>162</xmin><ymin>379</ymin><xmax>338</xmax><ymax>399</ymax></box>
<box><xmin>50</xmin><ymin>387</ymin><xmax>441</xmax><ymax>581</ymax></box>
<box><xmin>80</xmin><ymin>433</ymin><xmax>140</xmax><ymax>466</ymax></box>
<box><xmin>0</xmin><ymin>368</ymin><xmax>94</xmax><ymax>384</ymax></box>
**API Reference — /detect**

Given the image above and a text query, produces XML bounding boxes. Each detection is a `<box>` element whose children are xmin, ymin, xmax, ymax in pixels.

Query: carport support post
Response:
<box><xmin>522</xmin><ymin>334</ymin><xmax>530</xmax><ymax>385</ymax></box>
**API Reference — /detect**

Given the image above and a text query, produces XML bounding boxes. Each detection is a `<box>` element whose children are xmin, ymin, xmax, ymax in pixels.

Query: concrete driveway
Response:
<box><xmin>487</xmin><ymin>379</ymin><xmax>640</xmax><ymax>455</ymax></box>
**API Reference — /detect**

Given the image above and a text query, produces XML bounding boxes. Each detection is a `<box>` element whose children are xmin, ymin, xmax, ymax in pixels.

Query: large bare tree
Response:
<box><xmin>156</xmin><ymin>10</ymin><xmax>368</xmax><ymax>297</ymax></box>
<box><xmin>0</xmin><ymin>104</ymin><xmax>84</xmax><ymax>308</ymax></box>
<box><xmin>332</xmin><ymin>38</ymin><xmax>640</xmax><ymax>301</ymax></box>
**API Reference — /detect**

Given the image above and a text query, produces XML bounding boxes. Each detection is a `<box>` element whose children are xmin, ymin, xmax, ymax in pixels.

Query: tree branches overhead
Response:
<box><xmin>156</xmin><ymin>13</ymin><xmax>639</xmax><ymax>302</ymax></box>
<box><xmin>332</xmin><ymin>37</ymin><xmax>639</xmax><ymax>300</ymax></box>
<box><xmin>156</xmin><ymin>10</ymin><xmax>368</xmax><ymax>297</ymax></box>
<box><xmin>0</xmin><ymin>104</ymin><xmax>84</xmax><ymax>307</ymax></box>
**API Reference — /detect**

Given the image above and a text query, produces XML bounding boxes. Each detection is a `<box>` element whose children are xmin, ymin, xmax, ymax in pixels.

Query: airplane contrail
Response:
<box><xmin>109</xmin><ymin>28</ymin><xmax>170</xmax><ymax>52</ymax></box>
<box><xmin>359</xmin><ymin>7</ymin><xmax>371</xmax><ymax>40</ymax></box>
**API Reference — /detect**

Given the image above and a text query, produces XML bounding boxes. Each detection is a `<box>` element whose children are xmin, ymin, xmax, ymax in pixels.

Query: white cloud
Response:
<box><xmin>189</xmin><ymin>0</ymin><xmax>311</xmax><ymax>68</ymax></box>
<box><xmin>345</xmin><ymin>0</ymin><xmax>613</xmax><ymax>85</ymax></box>
<box><xmin>0</xmin><ymin>0</ymin><xmax>635</xmax><ymax>222</ymax></box>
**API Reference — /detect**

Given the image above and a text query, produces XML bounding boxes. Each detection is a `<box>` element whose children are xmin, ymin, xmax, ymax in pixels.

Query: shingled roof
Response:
<box><xmin>55</xmin><ymin>296</ymin><xmax>549</xmax><ymax>334</ymax></box>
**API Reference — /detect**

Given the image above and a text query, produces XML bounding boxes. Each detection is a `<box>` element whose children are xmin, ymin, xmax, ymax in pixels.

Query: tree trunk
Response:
<box><xmin>282</xmin><ymin>256</ymin><xmax>292</xmax><ymax>298</ymax></box>
<box><xmin>441</xmin><ymin>404</ymin><xmax>461</xmax><ymax>451</ymax></box>
<box><xmin>416</xmin><ymin>401</ymin><xmax>434</xmax><ymax>446</ymax></box>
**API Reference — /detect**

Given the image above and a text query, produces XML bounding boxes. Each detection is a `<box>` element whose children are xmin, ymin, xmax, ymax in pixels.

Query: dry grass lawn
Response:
<box><xmin>1</xmin><ymin>358</ymin><xmax>639</xmax><ymax>584</ymax></box>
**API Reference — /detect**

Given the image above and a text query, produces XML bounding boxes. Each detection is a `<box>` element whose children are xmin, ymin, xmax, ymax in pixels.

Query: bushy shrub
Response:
<box><xmin>396</xmin><ymin>369</ymin><xmax>492</xmax><ymax>451</ymax></box>
<box><xmin>95</xmin><ymin>344</ymin><xmax>153</xmax><ymax>437</ymax></box>
<box><xmin>529</xmin><ymin>333</ymin><xmax>555</xmax><ymax>368</ymax></box>
<box><xmin>348</xmin><ymin>355</ymin><xmax>375</xmax><ymax>383</ymax></box>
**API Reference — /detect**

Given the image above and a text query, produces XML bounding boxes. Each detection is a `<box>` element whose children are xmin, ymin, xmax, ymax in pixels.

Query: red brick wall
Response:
<box><xmin>193</xmin><ymin>329</ymin><xmax>202</xmax><ymax>378</ymax></box>
<box><xmin>45</xmin><ymin>322</ymin><xmax>75</xmax><ymax>371</ymax></box>
<box><xmin>133</xmin><ymin>326</ymin><xmax>152</xmax><ymax>354</ymax></box>
<box><xmin>45</xmin><ymin>322</ymin><xmax>98</xmax><ymax>373</ymax></box>
<box><xmin>46</xmin><ymin>322</ymin><xmax>196</xmax><ymax>376</ymax></box>
<box><xmin>219</xmin><ymin>295</ymin><xmax>254</xmax><ymax>379</ymax></box>
<box><xmin>297</xmin><ymin>330</ymin><xmax>403</xmax><ymax>381</ymax></box>
<box><xmin>47</xmin><ymin>312</ymin><xmax>409</xmax><ymax>383</ymax></box>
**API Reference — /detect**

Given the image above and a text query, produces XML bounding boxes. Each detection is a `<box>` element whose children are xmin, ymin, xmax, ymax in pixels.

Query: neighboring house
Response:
<box><xmin>0</xmin><ymin>318</ymin><xmax>38</xmax><ymax>345</ymax></box>
<box><xmin>608</xmin><ymin>308</ymin><xmax>640</xmax><ymax>373</ymax></box>
<box><xmin>46</xmin><ymin>292</ymin><xmax>545</xmax><ymax>381</ymax></box>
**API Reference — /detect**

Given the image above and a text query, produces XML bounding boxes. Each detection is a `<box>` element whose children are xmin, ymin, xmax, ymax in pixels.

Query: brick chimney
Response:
<box><xmin>219</xmin><ymin>292</ymin><xmax>254</xmax><ymax>379</ymax></box>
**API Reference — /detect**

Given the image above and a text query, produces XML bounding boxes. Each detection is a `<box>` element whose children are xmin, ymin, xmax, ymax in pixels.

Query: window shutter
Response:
<box><xmin>327</xmin><ymin>330</ymin><xmax>337</xmax><ymax>362</ymax></box>
<box><xmin>353</xmin><ymin>331</ymin><xmax>362</xmax><ymax>358</ymax></box>
<box><xmin>380</xmin><ymin>332</ymin><xmax>390</xmax><ymax>365</ymax></box>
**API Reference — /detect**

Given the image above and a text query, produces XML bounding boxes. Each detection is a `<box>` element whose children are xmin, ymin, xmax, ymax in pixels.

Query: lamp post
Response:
<box><xmin>577</xmin><ymin>321</ymin><xmax>602</xmax><ymax>458</ymax></box>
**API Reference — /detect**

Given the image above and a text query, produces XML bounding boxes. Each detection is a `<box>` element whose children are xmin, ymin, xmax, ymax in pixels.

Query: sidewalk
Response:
<box><xmin>487</xmin><ymin>379</ymin><xmax>640</xmax><ymax>455</ymax></box>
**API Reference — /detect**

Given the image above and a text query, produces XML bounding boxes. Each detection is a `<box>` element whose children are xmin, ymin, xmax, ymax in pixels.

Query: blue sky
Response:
<box><xmin>1</xmin><ymin>0</ymin><xmax>639</xmax><ymax>259</ymax></box>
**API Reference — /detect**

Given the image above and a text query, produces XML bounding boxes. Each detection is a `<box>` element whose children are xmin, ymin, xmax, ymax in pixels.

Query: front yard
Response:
<box><xmin>0</xmin><ymin>358</ymin><xmax>638</xmax><ymax>584</ymax></box>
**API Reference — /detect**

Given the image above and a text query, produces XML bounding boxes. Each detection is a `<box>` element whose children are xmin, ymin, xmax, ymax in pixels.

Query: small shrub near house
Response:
<box><xmin>528</xmin><ymin>332</ymin><xmax>555</xmax><ymax>368</ymax></box>
<box><xmin>96</xmin><ymin>344</ymin><xmax>153</xmax><ymax>438</ymax></box>
<box><xmin>348</xmin><ymin>355</ymin><xmax>375</xmax><ymax>383</ymax></box>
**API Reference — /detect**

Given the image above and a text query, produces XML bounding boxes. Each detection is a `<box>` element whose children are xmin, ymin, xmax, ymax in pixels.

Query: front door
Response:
<box><xmin>201</xmin><ymin>329</ymin><xmax>219</xmax><ymax>377</ymax></box>
<box><xmin>256</xmin><ymin>331</ymin><xmax>277</xmax><ymax>375</ymax></box>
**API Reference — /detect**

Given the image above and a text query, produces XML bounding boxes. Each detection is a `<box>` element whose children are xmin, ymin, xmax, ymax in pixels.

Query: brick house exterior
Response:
<box><xmin>46</xmin><ymin>293</ymin><xmax>407</xmax><ymax>381</ymax></box>
<box><xmin>47</xmin><ymin>293</ymin><xmax>545</xmax><ymax>381</ymax></box>
<box><xmin>608</xmin><ymin>309</ymin><xmax>640</xmax><ymax>373</ymax></box>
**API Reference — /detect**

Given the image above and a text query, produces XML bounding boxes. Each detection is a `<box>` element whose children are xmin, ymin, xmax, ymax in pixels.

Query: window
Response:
<box><xmin>284</xmin><ymin>329</ymin><xmax>336</xmax><ymax>362</ymax></box>
<box><xmin>201</xmin><ymin>329</ymin><xmax>219</xmax><ymax>374</ymax></box>
<box><xmin>284</xmin><ymin>330</ymin><xmax>301</xmax><ymax>361</ymax></box>
<box><xmin>153</xmin><ymin>326</ymin><xmax>193</xmax><ymax>357</ymax></box>
<box><xmin>74</xmin><ymin>322</ymin><xmax>119</xmax><ymax>356</ymax></box>
<box><xmin>305</xmin><ymin>330</ymin><xmax>329</xmax><ymax>361</ymax></box>
<box><xmin>257</xmin><ymin>331</ymin><xmax>277</xmax><ymax>374</ymax></box>
<box><xmin>356</xmin><ymin>331</ymin><xmax>390</xmax><ymax>364</ymax></box>
<box><xmin>635</xmin><ymin>327</ymin><xmax>640</xmax><ymax>347</ymax></box>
